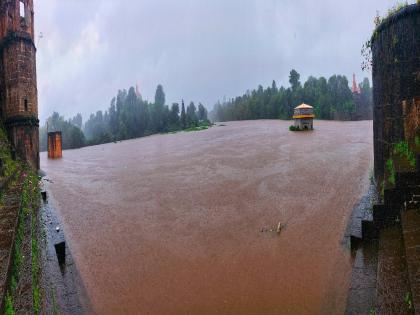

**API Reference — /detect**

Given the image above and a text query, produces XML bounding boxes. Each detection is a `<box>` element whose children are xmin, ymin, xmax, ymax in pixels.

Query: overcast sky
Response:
<box><xmin>35</xmin><ymin>0</ymin><xmax>414</xmax><ymax>123</ymax></box>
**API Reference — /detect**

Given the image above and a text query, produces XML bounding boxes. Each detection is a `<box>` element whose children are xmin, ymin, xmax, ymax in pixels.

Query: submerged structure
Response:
<box><xmin>0</xmin><ymin>0</ymin><xmax>39</xmax><ymax>169</ymax></box>
<box><xmin>293</xmin><ymin>103</ymin><xmax>314</xmax><ymax>130</ymax></box>
<box><xmin>47</xmin><ymin>131</ymin><xmax>62</xmax><ymax>159</ymax></box>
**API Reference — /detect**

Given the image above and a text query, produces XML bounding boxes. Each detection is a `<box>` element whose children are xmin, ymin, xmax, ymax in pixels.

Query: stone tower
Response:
<box><xmin>0</xmin><ymin>0</ymin><xmax>39</xmax><ymax>169</ymax></box>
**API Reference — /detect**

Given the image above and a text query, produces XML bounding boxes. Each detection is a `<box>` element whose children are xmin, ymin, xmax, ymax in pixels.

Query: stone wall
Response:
<box><xmin>372</xmin><ymin>4</ymin><xmax>420</xmax><ymax>183</ymax></box>
<box><xmin>1</xmin><ymin>38</ymin><xmax>38</xmax><ymax>118</ymax></box>
<box><xmin>7</xmin><ymin>120</ymin><xmax>39</xmax><ymax>169</ymax></box>
<box><xmin>0</xmin><ymin>0</ymin><xmax>39</xmax><ymax>169</ymax></box>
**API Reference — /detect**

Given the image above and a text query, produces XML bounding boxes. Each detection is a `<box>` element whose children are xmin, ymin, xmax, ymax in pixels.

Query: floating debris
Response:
<box><xmin>56</xmin><ymin>226</ymin><xmax>60</xmax><ymax>232</ymax></box>
<box><xmin>261</xmin><ymin>222</ymin><xmax>286</xmax><ymax>234</ymax></box>
<box><xmin>277</xmin><ymin>222</ymin><xmax>283</xmax><ymax>234</ymax></box>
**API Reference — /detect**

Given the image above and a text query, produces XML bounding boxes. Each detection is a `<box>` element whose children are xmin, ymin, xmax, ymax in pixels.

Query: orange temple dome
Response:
<box><xmin>292</xmin><ymin>103</ymin><xmax>314</xmax><ymax>130</ymax></box>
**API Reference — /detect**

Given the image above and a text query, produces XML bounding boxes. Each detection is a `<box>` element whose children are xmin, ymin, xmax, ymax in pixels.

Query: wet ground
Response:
<box><xmin>344</xmin><ymin>182</ymin><xmax>379</xmax><ymax>315</ymax></box>
<box><xmin>39</xmin><ymin>184</ymin><xmax>92</xmax><ymax>315</ymax></box>
<box><xmin>41</xmin><ymin>120</ymin><xmax>373</xmax><ymax>315</ymax></box>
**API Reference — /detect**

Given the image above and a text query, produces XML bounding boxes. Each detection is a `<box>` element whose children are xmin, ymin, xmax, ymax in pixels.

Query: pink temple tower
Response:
<box><xmin>351</xmin><ymin>73</ymin><xmax>361</xmax><ymax>94</ymax></box>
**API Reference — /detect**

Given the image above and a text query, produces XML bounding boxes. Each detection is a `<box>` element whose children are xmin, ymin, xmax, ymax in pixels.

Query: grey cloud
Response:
<box><xmin>35</xmin><ymin>0</ymin><xmax>412</xmax><ymax>122</ymax></box>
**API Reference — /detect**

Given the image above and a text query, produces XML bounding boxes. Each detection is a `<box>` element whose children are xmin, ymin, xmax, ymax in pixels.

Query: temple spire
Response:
<box><xmin>352</xmin><ymin>73</ymin><xmax>361</xmax><ymax>94</ymax></box>
<box><xmin>135</xmin><ymin>83</ymin><xmax>142</xmax><ymax>100</ymax></box>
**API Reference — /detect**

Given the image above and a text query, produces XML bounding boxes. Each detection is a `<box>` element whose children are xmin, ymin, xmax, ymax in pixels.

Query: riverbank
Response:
<box><xmin>38</xmin><ymin>178</ymin><xmax>92</xmax><ymax>315</ymax></box>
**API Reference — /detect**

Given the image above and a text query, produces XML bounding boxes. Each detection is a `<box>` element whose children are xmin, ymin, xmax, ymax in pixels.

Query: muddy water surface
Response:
<box><xmin>41</xmin><ymin>120</ymin><xmax>373</xmax><ymax>315</ymax></box>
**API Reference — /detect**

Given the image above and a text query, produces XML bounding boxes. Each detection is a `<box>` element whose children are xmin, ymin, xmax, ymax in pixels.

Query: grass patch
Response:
<box><xmin>6</xmin><ymin>169</ymin><xmax>41</xmax><ymax>315</ymax></box>
<box><xmin>393</xmin><ymin>140</ymin><xmax>416</xmax><ymax>167</ymax></box>
<box><xmin>0</xmin><ymin>125</ymin><xmax>42</xmax><ymax>314</ymax></box>
<box><xmin>24</xmin><ymin>170</ymin><xmax>41</xmax><ymax>315</ymax></box>
<box><xmin>0</xmin><ymin>145</ymin><xmax>18</xmax><ymax>179</ymax></box>
<box><xmin>375</xmin><ymin>1</ymin><xmax>409</xmax><ymax>27</ymax></box>
<box><xmin>4</xmin><ymin>178</ymin><xmax>24</xmax><ymax>315</ymax></box>
<box><xmin>184</xmin><ymin>125</ymin><xmax>209</xmax><ymax>132</ymax></box>
<box><xmin>404</xmin><ymin>292</ymin><xmax>413</xmax><ymax>310</ymax></box>
<box><xmin>4</xmin><ymin>292</ymin><xmax>15</xmax><ymax>315</ymax></box>
<box><xmin>289</xmin><ymin>125</ymin><xmax>302</xmax><ymax>132</ymax></box>
<box><xmin>386</xmin><ymin>158</ymin><xmax>396</xmax><ymax>186</ymax></box>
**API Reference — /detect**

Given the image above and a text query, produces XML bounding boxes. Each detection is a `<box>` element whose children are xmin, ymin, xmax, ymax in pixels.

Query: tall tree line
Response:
<box><xmin>210</xmin><ymin>69</ymin><xmax>372</xmax><ymax>122</ymax></box>
<box><xmin>39</xmin><ymin>112</ymin><xmax>86</xmax><ymax>151</ymax></box>
<box><xmin>39</xmin><ymin>84</ymin><xmax>209</xmax><ymax>151</ymax></box>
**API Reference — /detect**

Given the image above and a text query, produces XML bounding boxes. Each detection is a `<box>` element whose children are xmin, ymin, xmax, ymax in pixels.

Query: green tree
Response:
<box><xmin>197</xmin><ymin>103</ymin><xmax>208</xmax><ymax>122</ymax></box>
<box><xmin>186</xmin><ymin>102</ymin><xmax>198</xmax><ymax>127</ymax></box>
<box><xmin>289</xmin><ymin>69</ymin><xmax>301</xmax><ymax>91</ymax></box>
<box><xmin>40</xmin><ymin>112</ymin><xmax>86</xmax><ymax>151</ymax></box>
<box><xmin>154</xmin><ymin>84</ymin><xmax>165</xmax><ymax>107</ymax></box>
<box><xmin>180</xmin><ymin>100</ymin><xmax>187</xmax><ymax>129</ymax></box>
<box><xmin>69</xmin><ymin>113</ymin><xmax>83</xmax><ymax>129</ymax></box>
<box><xmin>150</xmin><ymin>84</ymin><xmax>166</xmax><ymax>132</ymax></box>
<box><xmin>169</xmin><ymin>103</ymin><xmax>180</xmax><ymax>130</ymax></box>
<box><xmin>109</xmin><ymin>97</ymin><xmax>118</xmax><ymax>137</ymax></box>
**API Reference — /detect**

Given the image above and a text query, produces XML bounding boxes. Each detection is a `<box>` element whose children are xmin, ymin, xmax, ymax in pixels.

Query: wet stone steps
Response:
<box><xmin>345</xmin><ymin>240</ymin><xmax>378</xmax><ymax>315</ymax></box>
<box><xmin>376</xmin><ymin>225</ymin><xmax>414</xmax><ymax>314</ymax></box>
<box><xmin>374</xmin><ymin>165</ymin><xmax>419</xmax><ymax>314</ymax></box>
<box><xmin>345</xmin><ymin>183</ymin><xmax>379</xmax><ymax>314</ymax></box>
<box><xmin>401</xmin><ymin>207</ymin><xmax>420</xmax><ymax>312</ymax></box>
<box><xmin>348</xmin><ymin>159</ymin><xmax>420</xmax><ymax>314</ymax></box>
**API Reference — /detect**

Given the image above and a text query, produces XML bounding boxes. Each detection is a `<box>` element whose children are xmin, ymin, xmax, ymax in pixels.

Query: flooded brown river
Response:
<box><xmin>41</xmin><ymin>120</ymin><xmax>373</xmax><ymax>315</ymax></box>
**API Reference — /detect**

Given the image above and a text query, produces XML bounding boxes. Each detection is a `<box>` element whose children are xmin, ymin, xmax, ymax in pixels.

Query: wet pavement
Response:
<box><xmin>345</xmin><ymin>239</ymin><xmax>378</xmax><ymax>315</ymax></box>
<box><xmin>39</xmin><ymin>184</ymin><xmax>92</xmax><ymax>315</ymax></box>
<box><xmin>376</xmin><ymin>226</ymin><xmax>413</xmax><ymax>314</ymax></box>
<box><xmin>41</xmin><ymin>120</ymin><xmax>373</xmax><ymax>315</ymax></box>
<box><xmin>344</xmin><ymin>182</ymin><xmax>378</xmax><ymax>314</ymax></box>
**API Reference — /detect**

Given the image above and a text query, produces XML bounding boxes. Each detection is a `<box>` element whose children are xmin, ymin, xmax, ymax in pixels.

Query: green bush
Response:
<box><xmin>4</xmin><ymin>293</ymin><xmax>15</xmax><ymax>315</ymax></box>
<box><xmin>394</xmin><ymin>140</ymin><xmax>416</xmax><ymax>167</ymax></box>
<box><xmin>386</xmin><ymin>158</ymin><xmax>396</xmax><ymax>186</ymax></box>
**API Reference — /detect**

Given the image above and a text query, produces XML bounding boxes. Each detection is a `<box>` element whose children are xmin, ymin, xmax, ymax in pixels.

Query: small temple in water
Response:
<box><xmin>293</xmin><ymin>103</ymin><xmax>315</xmax><ymax>130</ymax></box>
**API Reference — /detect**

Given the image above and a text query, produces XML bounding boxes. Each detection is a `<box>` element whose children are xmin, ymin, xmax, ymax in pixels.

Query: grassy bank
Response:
<box><xmin>0</xmin><ymin>123</ymin><xmax>41</xmax><ymax>315</ymax></box>
<box><xmin>4</xmin><ymin>170</ymin><xmax>41</xmax><ymax>315</ymax></box>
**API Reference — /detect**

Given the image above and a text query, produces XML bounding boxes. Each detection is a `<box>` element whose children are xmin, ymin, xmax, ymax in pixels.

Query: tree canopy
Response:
<box><xmin>39</xmin><ymin>84</ymin><xmax>210</xmax><ymax>151</ymax></box>
<box><xmin>211</xmin><ymin>69</ymin><xmax>372</xmax><ymax>122</ymax></box>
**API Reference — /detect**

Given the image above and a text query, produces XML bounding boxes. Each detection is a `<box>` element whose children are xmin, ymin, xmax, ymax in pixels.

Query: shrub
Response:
<box><xmin>386</xmin><ymin>158</ymin><xmax>396</xmax><ymax>186</ymax></box>
<box><xmin>4</xmin><ymin>293</ymin><xmax>15</xmax><ymax>315</ymax></box>
<box><xmin>394</xmin><ymin>140</ymin><xmax>416</xmax><ymax>167</ymax></box>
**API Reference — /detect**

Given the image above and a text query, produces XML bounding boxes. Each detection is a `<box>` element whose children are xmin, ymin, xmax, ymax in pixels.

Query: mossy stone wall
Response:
<box><xmin>372</xmin><ymin>4</ymin><xmax>420</xmax><ymax>182</ymax></box>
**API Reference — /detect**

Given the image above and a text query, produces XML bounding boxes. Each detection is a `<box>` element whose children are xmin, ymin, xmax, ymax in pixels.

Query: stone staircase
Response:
<box><xmin>351</xmin><ymin>155</ymin><xmax>420</xmax><ymax>314</ymax></box>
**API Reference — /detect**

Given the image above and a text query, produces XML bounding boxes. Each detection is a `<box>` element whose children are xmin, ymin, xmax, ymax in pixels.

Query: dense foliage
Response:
<box><xmin>39</xmin><ymin>85</ymin><xmax>209</xmax><ymax>151</ymax></box>
<box><xmin>39</xmin><ymin>71</ymin><xmax>372</xmax><ymax>151</ymax></box>
<box><xmin>39</xmin><ymin>112</ymin><xmax>86</xmax><ymax>151</ymax></box>
<box><xmin>211</xmin><ymin>69</ymin><xmax>372</xmax><ymax>122</ymax></box>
